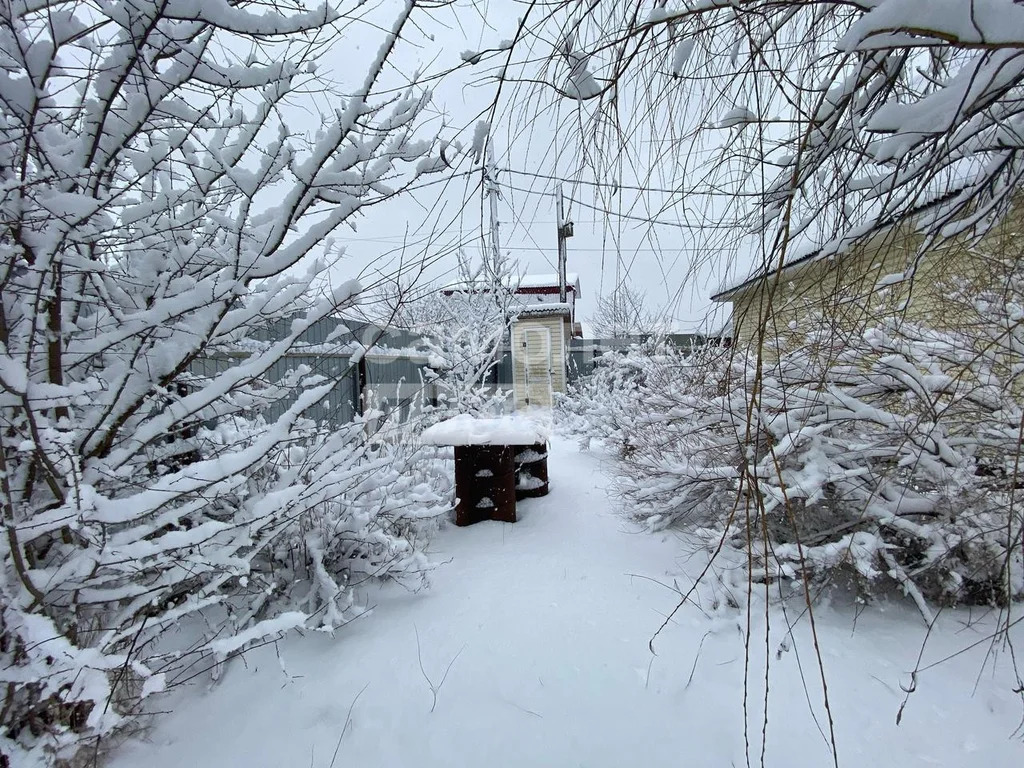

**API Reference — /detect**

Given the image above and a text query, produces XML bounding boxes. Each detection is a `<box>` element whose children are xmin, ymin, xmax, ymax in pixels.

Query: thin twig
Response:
<box><xmin>685</xmin><ymin>631</ymin><xmax>712</xmax><ymax>689</ymax></box>
<box><xmin>414</xmin><ymin>625</ymin><xmax>465</xmax><ymax>713</ymax></box>
<box><xmin>328</xmin><ymin>682</ymin><xmax>369</xmax><ymax>768</ymax></box>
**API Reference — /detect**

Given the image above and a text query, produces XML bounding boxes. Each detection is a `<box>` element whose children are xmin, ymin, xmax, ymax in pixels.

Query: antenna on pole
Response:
<box><xmin>556</xmin><ymin>184</ymin><xmax>573</xmax><ymax>303</ymax></box>
<box><xmin>484</xmin><ymin>140</ymin><xmax>502</xmax><ymax>274</ymax></box>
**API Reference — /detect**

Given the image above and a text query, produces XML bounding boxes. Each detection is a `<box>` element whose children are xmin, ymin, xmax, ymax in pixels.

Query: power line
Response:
<box><xmin>504</xmin><ymin>167</ymin><xmax>718</xmax><ymax>198</ymax></box>
<box><xmin>503</xmin><ymin>187</ymin><xmax>559</xmax><ymax>272</ymax></box>
<box><xmin>463</xmin><ymin>243</ymin><xmax>708</xmax><ymax>253</ymax></box>
<box><xmin>501</xmin><ymin>180</ymin><xmax>724</xmax><ymax>232</ymax></box>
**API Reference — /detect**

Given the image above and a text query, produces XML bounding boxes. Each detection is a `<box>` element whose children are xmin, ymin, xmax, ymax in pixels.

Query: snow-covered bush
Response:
<box><xmin>381</xmin><ymin>250</ymin><xmax>519</xmax><ymax>428</ymax></box>
<box><xmin>205</xmin><ymin>418</ymin><xmax>448</xmax><ymax>636</ymax></box>
<box><xmin>557</xmin><ymin>339</ymin><xmax>722</xmax><ymax>457</ymax></box>
<box><xmin>555</xmin><ymin>346</ymin><xmax>642</xmax><ymax>448</ymax></box>
<box><xmin>0</xmin><ymin>1</ymin><xmax>457</xmax><ymax>764</ymax></box>
<box><xmin>606</xmin><ymin>346</ymin><xmax>740</xmax><ymax>527</ymax></box>
<box><xmin>613</xmin><ymin>308</ymin><xmax>1024</xmax><ymax>615</ymax></box>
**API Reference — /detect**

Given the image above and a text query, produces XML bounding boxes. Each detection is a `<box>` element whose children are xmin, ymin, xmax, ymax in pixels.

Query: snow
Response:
<box><xmin>840</xmin><ymin>0</ymin><xmax>1024</xmax><ymax>49</ymax></box>
<box><xmin>165</xmin><ymin>0</ymin><xmax>340</xmax><ymax>35</ymax></box>
<box><xmin>209</xmin><ymin>612</ymin><xmax>309</xmax><ymax>657</ymax></box>
<box><xmin>565</xmin><ymin>51</ymin><xmax>601</xmax><ymax>100</ymax></box>
<box><xmin>421</xmin><ymin>413</ymin><xmax>550</xmax><ymax>446</ymax></box>
<box><xmin>447</xmin><ymin>273</ymin><xmax>581</xmax><ymax>295</ymax></box>
<box><xmin>671</xmin><ymin>39</ymin><xmax>695</xmax><ymax>76</ymax></box>
<box><xmin>515</xmin><ymin>302</ymin><xmax>572</xmax><ymax>317</ymax></box>
<box><xmin>717</xmin><ymin>107</ymin><xmax>757</xmax><ymax>129</ymax></box>
<box><xmin>515</xmin><ymin>473</ymin><xmax>545</xmax><ymax>490</ymax></box>
<box><xmin>515</xmin><ymin>448</ymin><xmax>545</xmax><ymax>463</ymax></box>
<box><xmin>470</xmin><ymin>120</ymin><xmax>490</xmax><ymax>162</ymax></box>
<box><xmin>110</xmin><ymin>439</ymin><xmax>1024</xmax><ymax>768</ymax></box>
<box><xmin>646</xmin><ymin>7</ymin><xmax>668</xmax><ymax>24</ymax></box>
<box><xmin>516</xmin><ymin>272</ymin><xmax>580</xmax><ymax>290</ymax></box>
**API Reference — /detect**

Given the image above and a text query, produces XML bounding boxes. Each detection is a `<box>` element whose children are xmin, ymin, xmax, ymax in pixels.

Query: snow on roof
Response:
<box><xmin>421</xmin><ymin>413</ymin><xmax>551</xmax><ymax>446</ymax></box>
<box><xmin>710</xmin><ymin>245</ymin><xmax>821</xmax><ymax>302</ymax></box>
<box><xmin>516</xmin><ymin>273</ymin><xmax>581</xmax><ymax>294</ymax></box>
<box><xmin>515</xmin><ymin>303</ymin><xmax>572</xmax><ymax>317</ymax></box>
<box><xmin>440</xmin><ymin>273</ymin><xmax>581</xmax><ymax>296</ymax></box>
<box><xmin>711</xmin><ymin>191</ymin><xmax>962</xmax><ymax>301</ymax></box>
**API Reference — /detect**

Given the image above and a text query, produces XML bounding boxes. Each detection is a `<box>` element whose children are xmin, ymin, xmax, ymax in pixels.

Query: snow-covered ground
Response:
<box><xmin>112</xmin><ymin>437</ymin><xmax>1024</xmax><ymax>768</ymax></box>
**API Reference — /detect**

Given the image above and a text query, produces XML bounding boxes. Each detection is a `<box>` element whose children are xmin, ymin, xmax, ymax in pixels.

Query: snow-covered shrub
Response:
<box><xmin>615</xmin><ymin>311</ymin><xmax>1024</xmax><ymax>614</ymax></box>
<box><xmin>209</xmin><ymin>418</ymin><xmax>449</xmax><ymax>636</ymax></box>
<box><xmin>557</xmin><ymin>340</ymin><xmax>723</xmax><ymax>457</ymax></box>
<box><xmin>0</xmin><ymin>389</ymin><xmax>451</xmax><ymax>766</ymax></box>
<box><xmin>609</xmin><ymin>345</ymin><xmax>740</xmax><ymax>528</ymax></box>
<box><xmin>0</xmin><ymin>586</ymin><xmax>126</xmax><ymax>764</ymax></box>
<box><xmin>557</xmin><ymin>347</ymin><xmax>639</xmax><ymax>449</ymax></box>
<box><xmin>381</xmin><ymin>250</ymin><xmax>519</xmax><ymax>428</ymax></box>
<box><xmin>0</xmin><ymin>2</ymin><xmax>457</xmax><ymax>764</ymax></box>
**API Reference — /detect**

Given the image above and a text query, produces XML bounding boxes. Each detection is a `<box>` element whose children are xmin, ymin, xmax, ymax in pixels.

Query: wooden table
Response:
<box><xmin>422</xmin><ymin>414</ymin><xmax>551</xmax><ymax>526</ymax></box>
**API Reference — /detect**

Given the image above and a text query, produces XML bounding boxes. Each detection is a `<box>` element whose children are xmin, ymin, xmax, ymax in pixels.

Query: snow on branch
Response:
<box><xmin>508</xmin><ymin>0</ymin><xmax>1024</xmax><ymax>266</ymax></box>
<box><xmin>0</xmin><ymin>1</ymin><xmax>454</xmax><ymax>763</ymax></box>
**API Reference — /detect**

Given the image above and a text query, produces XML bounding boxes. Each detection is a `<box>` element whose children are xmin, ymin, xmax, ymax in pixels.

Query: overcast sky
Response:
<box><xmin>310</xmin><ymin>0</ymin><xmax>753</xmax><ymax>335</ymax></box>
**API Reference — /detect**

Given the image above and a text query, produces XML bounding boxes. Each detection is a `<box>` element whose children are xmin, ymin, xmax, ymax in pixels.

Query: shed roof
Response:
<box><xmin>517</xmin><ymin>273</ymin><xmax>581</xmax><ymax>295</ymax></box>
<box><xmin>515</xmin><ymin>303</ymin><xmax>573</xmax><ymax>318</ymax></box>
<box><xmin>441</xmin><ymin>273</ymin><xmax>582</xmax><ymax>297</ymax></box>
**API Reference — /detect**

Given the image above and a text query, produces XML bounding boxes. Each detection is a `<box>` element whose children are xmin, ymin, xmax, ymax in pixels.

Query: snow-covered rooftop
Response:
<box><xmin>710</xmin><ymin>246</ymin><xmax>821</xmax><ymax>301</ymax></box>
<box><xmin>516</xmin><ymin>273</ymin><xmax>581</xmax><ymax>294</ymax></box>
<box><xmin>440</xmin><ymin>273</ymin><xmax>581</xmax><ymax>296</ymax></box>
<box><xmin>421</xmin><ymin>413</ymin><xmax>550</xmax><ymax>446</ymax></box>
<box><xmin>711</xmin><ymin>191</ymin><xmax>962</xmax><ymax>301</ymax></box>
<box><xmin>515</xmin><ymin>303</ymin><xmax>572</xmax><ymax>317</ymax></box>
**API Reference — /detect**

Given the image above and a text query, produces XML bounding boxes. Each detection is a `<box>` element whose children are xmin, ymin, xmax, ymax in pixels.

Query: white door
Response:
<box><xmin>523</xmin><ymin>327</ymin><xmax>553</xmax><ymax>408</ymax></box>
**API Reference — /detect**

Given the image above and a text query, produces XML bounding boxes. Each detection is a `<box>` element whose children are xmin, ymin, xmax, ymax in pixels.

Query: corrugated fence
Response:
<box><xmin>194</xmin><ymin>318</ymin><xmax>709</xmax><ymax>428</ymax></box>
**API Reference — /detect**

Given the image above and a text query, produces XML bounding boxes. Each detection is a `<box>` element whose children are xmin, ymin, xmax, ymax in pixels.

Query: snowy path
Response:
<box><xmin>113</xmin><ymin>438</ymin><xmax>1023</xmax><ymax>768</ymax></box>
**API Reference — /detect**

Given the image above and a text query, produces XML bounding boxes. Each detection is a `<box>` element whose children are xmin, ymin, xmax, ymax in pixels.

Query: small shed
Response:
<box><xmin>510</xmin><ymin>304</ymin><xmax>571</xmax><ymax>410</ymax></box>
<box><xmin>513</xmin><ymin>273</ymin><xmax>582</xmax><ymax>337</ymax></box>
<box><xmin>508</xmin><ymin>272</ymin><xmax>581</xmax><ymax>411</ymax></box>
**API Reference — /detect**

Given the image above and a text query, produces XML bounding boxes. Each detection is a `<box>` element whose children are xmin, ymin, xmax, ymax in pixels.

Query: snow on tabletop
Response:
<box><xmin>421</xmin><ymin>413</ymin><xmax>550</xmax><ymax>446</ymax></box>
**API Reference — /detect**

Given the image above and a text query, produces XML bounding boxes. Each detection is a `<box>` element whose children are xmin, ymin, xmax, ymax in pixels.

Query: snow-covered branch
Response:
<box><xmin>0</xmin><ymin>1</ymin><xmax>455</xmax><ymax>763</ymax></box>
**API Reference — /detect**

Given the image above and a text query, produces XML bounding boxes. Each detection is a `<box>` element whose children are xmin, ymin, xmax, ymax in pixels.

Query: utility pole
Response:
<box><xmin>484</xmin><ymin>141</ymin><xmax>502</xmax><ymax>274</ymax></box>
<box><xmin>555</xmin><ymin>184</ymin><xmax>573</xmax><ymax>303</ymax></box>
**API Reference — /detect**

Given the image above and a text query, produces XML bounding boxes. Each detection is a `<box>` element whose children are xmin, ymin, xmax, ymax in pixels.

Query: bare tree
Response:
<box><xmin>589</xmin><ymin>284</ymin><xmax>656</xmax><ymax>338</ymax></box>
<box><xmin>489</xmin><ymin>2</ymin><xmax>1024</xmax><ymax>257</ymax></box>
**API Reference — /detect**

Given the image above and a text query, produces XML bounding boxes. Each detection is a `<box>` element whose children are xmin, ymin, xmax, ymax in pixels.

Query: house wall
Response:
<box><xmin>727</xmin><ymin>212</ymin><xmax>1022</xmax><ymax>354</ymax></box>
<box><xmin>511</xmin><ymin>316</ymin><xmax>567</xmax><ymax>409</ymax></box>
